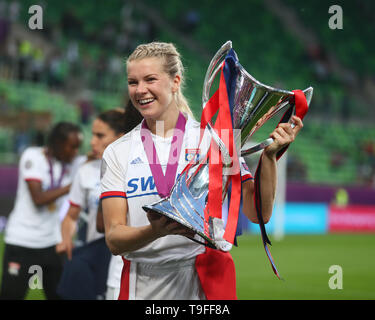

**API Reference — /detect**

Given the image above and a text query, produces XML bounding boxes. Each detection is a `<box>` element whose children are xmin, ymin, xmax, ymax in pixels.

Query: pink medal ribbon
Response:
<box><xmin>47</xmin><ymin>157</ymin><xmax>67</xmax><ymax>189</ymax></box>
<box><xmin>141</xmin><ymin>112</ymin><xmax>187</xmax><ymax>198</ymax></box>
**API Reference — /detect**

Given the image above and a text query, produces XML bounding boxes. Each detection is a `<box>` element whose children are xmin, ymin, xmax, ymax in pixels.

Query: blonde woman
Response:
<box><xmin>100</xmin><ymin>42</ymin><xmax>303</xmax><ymax>300</ymax></box>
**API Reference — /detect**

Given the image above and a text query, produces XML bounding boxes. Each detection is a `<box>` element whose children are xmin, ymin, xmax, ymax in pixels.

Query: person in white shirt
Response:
<box><xmin>56</xmin><ymin>108</ymin><xmax>142</xmax><ymax>300</ymax></box>
<box><xmin>0</xmin><ymin>122</ymin><xmax>84</xmax><ymax>300</ymax></box>
<box><xmin>100</xmin><ymin>42</ymin><xmax>304</xmax><ymax>300</ymax></box>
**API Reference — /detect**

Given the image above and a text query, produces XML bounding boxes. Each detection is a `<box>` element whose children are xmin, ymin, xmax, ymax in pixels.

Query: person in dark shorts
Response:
<box><xmin>0</xmin><ymin>122</ymin><xmax>84</xmax><ymax>300</ymax></box>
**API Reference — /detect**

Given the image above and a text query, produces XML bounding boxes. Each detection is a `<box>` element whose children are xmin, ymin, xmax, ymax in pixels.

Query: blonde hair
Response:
<box><xmin>126</xmin><ymin>42</ymin><xmax>194</xmax><ymax>118</ymax></box>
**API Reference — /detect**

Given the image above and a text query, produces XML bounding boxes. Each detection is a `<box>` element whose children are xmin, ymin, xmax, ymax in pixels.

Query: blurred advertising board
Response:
<box><xmin>247</xmin><ymin>203</ymin><xmax>375</xmax><ymax>234</ymax></box>
<box><xmin>328</xmin><ymin>205</ymin><xmax>375</xmax><ymax>232</ymax></box>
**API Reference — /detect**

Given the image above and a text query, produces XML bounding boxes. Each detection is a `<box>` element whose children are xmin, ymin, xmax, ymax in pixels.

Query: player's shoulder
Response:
<box><xmin>21</xmin><ymin>146</ymin><xmax>44</xmax><ymax>161</ymax></box>
<box><xmin>184</xmin><ymin>114</ymin><xmax>200</xmax><ymax>136</ymax></box>
<box><xmin>187</xmin><ymin>114</ymin><xmax>200</xmax><ymax>128</ymax></box>
<box><xmin>104</xmin><ymin>124</ymin><xmax>141</xmax><ymax>159</ymax></box>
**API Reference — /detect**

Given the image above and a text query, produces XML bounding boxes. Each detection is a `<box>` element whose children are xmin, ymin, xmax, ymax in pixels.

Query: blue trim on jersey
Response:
<box><xmin>100</xmin><ymin>195</ymin><xmax>127</xmax><ymax>199</ymax></box>
<box><xmin>125</xmin><ymin>191</ymin><xmax>159</xmax><ymax>199</ymax></box>
<box><xmin>241</xmin><ymin>177</ymin><xmax>254</xmax><ymax>184</ymax></box>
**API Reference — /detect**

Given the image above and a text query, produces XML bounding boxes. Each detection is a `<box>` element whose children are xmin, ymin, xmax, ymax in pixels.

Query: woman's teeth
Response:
<box><xmin>139</xmin><ymin>98</ymin><xmax>154</xmax><ymax>105</ymax></box>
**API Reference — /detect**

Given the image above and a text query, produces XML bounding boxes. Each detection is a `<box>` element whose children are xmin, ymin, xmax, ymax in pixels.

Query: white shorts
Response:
<box><xmin>129</xmin><ymin>258</ymin><xmax>206</xmax><ymax>300</ymax></box>
<box><xmin>106</xmin><ymin>286</ymin><xmax>120</xmax><ymax>300</ymax></box>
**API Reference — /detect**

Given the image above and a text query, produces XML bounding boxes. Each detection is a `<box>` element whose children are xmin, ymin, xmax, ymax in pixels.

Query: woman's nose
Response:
<box><xmin>136</xmin><ymin>81</ymin><xmax>147</xmax><ymax>94</ymax></box>
<box><xmin>90</xmin><ymin>136</ymin><xmax>96</xmax><ymax>147</ymax></box>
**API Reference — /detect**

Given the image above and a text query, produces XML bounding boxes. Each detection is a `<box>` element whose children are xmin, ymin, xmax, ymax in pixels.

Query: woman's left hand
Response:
<box><xmin>147</xmin><ymin>211</ymin><xmax>196</xmax><ymax>238</ymax></box>
<box><xmin>264</xmin><ymin>116</ymin><xmax>303</xmax><ymax>158</ymax></box>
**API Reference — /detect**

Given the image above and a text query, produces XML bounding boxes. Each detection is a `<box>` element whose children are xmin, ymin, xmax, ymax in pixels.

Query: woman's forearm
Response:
<box><xmin>241</xmin><ymin>152</ymin><xmax>277</xmax><ymax>224</ymax></box>
<box><xmin>27</xmin><ymin>181</ymin><xmax>70</xmax><ymax>206</ymax></box>
<box><xmin>258</xmin><ymin>152</ymin><xmax>277</xmax><ymax>224</ymax></box>
<box><xmin>61</xmin><ymin>210</ymin><xmax>78</xmax><ymax>242</ymax></box>
<box><xmin>103</xmin><ymin>198</ymin><xmax>197</xmax><ymax>256</ymax></box>
<box><xmin>106</xmin><ymin>224</ymin><xmax>159</xmax><ymax>255</ymax></box>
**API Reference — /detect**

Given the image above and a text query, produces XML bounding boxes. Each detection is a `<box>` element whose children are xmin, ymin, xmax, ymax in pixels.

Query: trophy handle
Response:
<box><xmin>241</xmin><ymin>87</ymin><xmax>313</xmax><ymax>156</ymax></box>
<box><xmin>240</xmin><ymin>138</ymin><xmax>274</xmax><ymax>156</ymax></box>
<box><xmin>202</xmin><ymin>41</ymin><xmax>233</xmax><ymax>108</ymax></box>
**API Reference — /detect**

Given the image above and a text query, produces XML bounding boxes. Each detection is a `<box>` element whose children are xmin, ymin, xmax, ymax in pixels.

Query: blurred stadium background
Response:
<box><xmin>0</xmin><ymin>0</ymin><xmax>374</xmax><ymax>300</ymax></box>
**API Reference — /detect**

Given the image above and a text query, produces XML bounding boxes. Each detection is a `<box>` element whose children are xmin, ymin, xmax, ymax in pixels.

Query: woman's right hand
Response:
<box><xmin>56</xmin><ymin>239</ymin><xmax>74</xmax><ymax>260</ymax></box>
<box><xmin>58</xmin><ymin>205</ymin><xmax>80</xmax><ymax>259</ymax></box>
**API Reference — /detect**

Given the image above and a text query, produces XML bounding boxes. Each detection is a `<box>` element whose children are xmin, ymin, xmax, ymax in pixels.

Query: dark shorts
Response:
<box><xmin>0</xmin><ymin>243</ymin><xmax>63</xmax><ymax>300</ymax></box>
<box><xmin>57</xmin><ymin>237</ymin><xmax>111</xmax><ymax>300</ymax></box>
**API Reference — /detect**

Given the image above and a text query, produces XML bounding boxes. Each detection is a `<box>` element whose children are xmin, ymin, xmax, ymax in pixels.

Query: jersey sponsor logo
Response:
<box><xmin>130</xmin><ymin>157</ymin><xmax>144</xmax><ymax>165</ymax></box>
<box><xmin>127</xmin><ymin>176</ymin><xmax>156</xmax><ymax>195</ymax></box>
<box><xmin>185</xmin><ymin>148</ymin><xmax>200</xmax><ymax>162</ymax></box>
<box><xmin>127</xmin><ymin>174</ymin><xmax>181</xmax><ymax>197</ymax></box>
<box><xmin>25</xmin><ymin>159</ymin><xmax>33</xmax><ymax>169</ymax></box>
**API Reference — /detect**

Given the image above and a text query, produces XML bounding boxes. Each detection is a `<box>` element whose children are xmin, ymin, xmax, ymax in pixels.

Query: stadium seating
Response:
<box><xmin>0</xmin><ymin>79</ymin><xmax>79</xmax><ymax>122</ymax></box>
<box><xmin>283</xmin><ymin>0</ymin><xmax>375</xmax><ymax>77</ymax></box>
<box><xmin>0</xmin><ymin>1</ymin><xmax>373</xmax><ymax>187</ymax></box>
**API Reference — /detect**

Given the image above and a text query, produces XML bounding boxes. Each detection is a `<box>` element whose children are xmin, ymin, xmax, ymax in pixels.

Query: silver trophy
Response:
<box><xmin>143</xmin><ymin>41</ymin><xmax>313</xmax><ymax>251</ymax></box>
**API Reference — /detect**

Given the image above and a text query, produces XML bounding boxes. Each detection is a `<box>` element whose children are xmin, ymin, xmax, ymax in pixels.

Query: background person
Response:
<box><xmin>56</xmin><ymin>107</ymin><xmax>142</xmax><ymax>299</ymax></box>
<box><xmin>0</xmin><ymin>122</ymin><xmax>84</xmax><ymax>300</ymax></box>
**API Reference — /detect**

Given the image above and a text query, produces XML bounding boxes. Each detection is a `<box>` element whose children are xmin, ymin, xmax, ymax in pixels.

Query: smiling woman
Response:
<box><xmin>101</xmin><ymin>43</ymin><xmax>209</xmax><ymax>300</ymax></box>
<box><xmin>100</xmin><ymin>41</ymin><xmax>303</xmax><ymax>300</ymax></box>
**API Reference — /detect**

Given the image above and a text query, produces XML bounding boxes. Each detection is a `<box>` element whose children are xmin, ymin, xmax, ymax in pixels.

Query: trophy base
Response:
<box><xmin>142</xmin><ymin>202</ymin><xmax>215</xmax><ymax>249</ymax></box>
<box><xmin>142</xmin><ymin>202</ymin><xmax>233</xmax><ymax>251</ymax></box>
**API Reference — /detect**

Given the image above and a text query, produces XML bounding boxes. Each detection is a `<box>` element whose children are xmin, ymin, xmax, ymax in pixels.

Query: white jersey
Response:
<box><xmin>68</xmin><ymin>159</ymin><xmax>104</xmax><ymax>245</ymax></box>
<box><xmin>100</xmin><ymin>115</ymin><xmax>252</xmax><ymax>265</ymax></box>
<box><xmin>5</xmin><ymin>147</ymin><xmax>86</xmax><ymax>248</ymax></box>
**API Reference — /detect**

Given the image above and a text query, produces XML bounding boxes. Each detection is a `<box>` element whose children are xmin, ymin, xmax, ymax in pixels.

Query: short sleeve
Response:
<box><xmin>21</xmin><ymin>149</ymin><xmax>44</xmax><ymax>182</ymax></box>
<box><xmin>239</xmin><ymin>157</ymin><xmax>253</xmax><ymax>183</ymax></box>
<box><xmin>100</xmin><ymin>145</ymin><xmax>127</xmax><ymax>200</ymax></box>
<box><xmin>68</xmin><ymin>168</ymin><xmax>85</xmax><ymax>208</ymax></box>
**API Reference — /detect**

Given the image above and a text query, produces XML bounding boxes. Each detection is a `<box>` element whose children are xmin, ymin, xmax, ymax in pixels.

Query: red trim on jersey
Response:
<box><xmin>100</xmin><ymin>191</ymin><xmax>127</xmax><ymax>199</ymax></box>
<box><xmin>69</xmin><ymin>200</ymin><xmax>81</xmax><ymax>208</ymax></box>
<box><xmin>195</xmin><ymin>247</ymin><xmax>237</xmax><ymax>300</ymax></box>
<box><xmin>118</xmin><ymin>257</ymin><xmax>131</xmax><ymax>300</ymax></box>
<box><xmin>25</xmin><ymin>178</ymin><xmax>42</xmax><ymax>183</ymax></box>
<box><xmin>241</xmin><ymin>173</ymin><xmax>253</xmax><ymax>182</ymax></box>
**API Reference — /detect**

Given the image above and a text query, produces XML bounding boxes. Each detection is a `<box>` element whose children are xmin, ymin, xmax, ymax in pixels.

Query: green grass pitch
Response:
<box><xmin>0</xmin><ymin>232</ymin><xmax>374</xmax><ymax>300</ymax></box>
<box><xmin>232</xmin><ymin>233</ymin><xmax>375</xmax><ymax>300</ymax></box>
